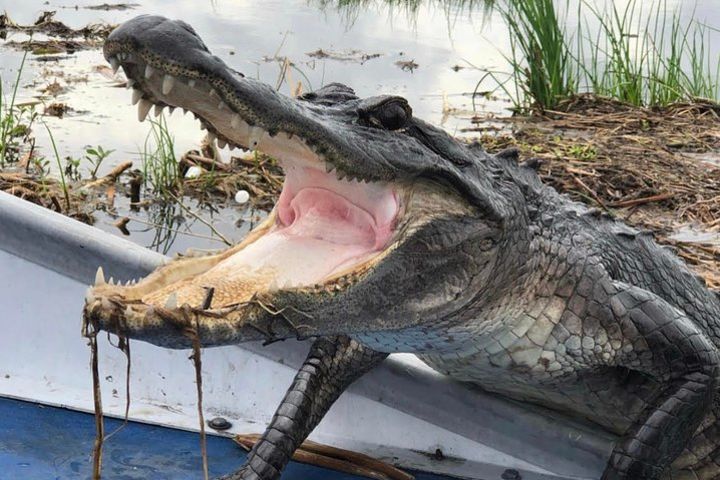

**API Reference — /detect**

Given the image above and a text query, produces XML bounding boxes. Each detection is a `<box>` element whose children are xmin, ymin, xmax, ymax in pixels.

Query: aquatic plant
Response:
<box><xmin>42</xmin><ymin>122</ymin><xmax>71</xmax><ymax>211</ymax></box>
<box><xmin>140</xmin><ymin>115</ymin><xmax>179</xmax><ymax>198</ymax></box>
<box><xmin>86</xmin><ymin>145</ymin><xmax>115</xmax><ymax>180</ymax></box>
<box><xmin>499</xmin><ymin>0</ymin><xmax>578</xmax><ymax>111</ymax></box>
<box><xmin>490</xmin><ymin>0</ymin><xmax>720</xmax><ymax>112</ymax></box>
<box><xmin>0</xmin><ymin>51</ymin><xmax>34</xmax><ymax>167</ymax></box>
<box><xmin>578</xmin><ymin>0</ymin><xmax>718</xmax><ymax>107</ymax></box>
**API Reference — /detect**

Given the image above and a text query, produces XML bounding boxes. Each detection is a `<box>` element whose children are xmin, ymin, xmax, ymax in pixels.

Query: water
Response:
<box><xmin>0</xmin><ymin>0</ymin><xmax>512</xmax><ymax>165</ymax></box>
<box><xmin>1</xmin><ymin>0</ymin><xmax>719</xmax><ymax>254</ymax></box>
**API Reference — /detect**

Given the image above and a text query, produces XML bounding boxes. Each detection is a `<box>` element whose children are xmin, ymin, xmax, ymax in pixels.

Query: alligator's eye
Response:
<box><xmin>357</xmin><ymin>96</ymin><xmax>412</xmax><ymax>131</ymax></box>
<box><xmin>376</xmin><ymin>101</ymin><xmax>410</xmax><ymax>130</ymax></box>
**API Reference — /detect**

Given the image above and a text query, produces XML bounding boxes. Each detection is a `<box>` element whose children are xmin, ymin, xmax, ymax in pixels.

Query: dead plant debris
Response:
<box><xmin>477</xmin><ymin>94</ymin><xmax>720</xmax><ymax>291</ymax></box>
<box><xmin>0</xmin><ymin>171</ymin><xmax>94</xmax><ymax>223</ymax></box>
<box><xmin>395</xmin><ymin>59</ymin><xmax>419</xmax><ymax>72</ymax></box>
<box><xmin>178</xmin><ymin>151</ymin><xmax>284</xmax><ymax>211</ymax></box>
<box><xmin>0</xmin><ymin>11</ymin><xmax>115</xmax><ymax>53</ymax></box>
<box><xmin>306</xmin><ymin>48</ymin><xmax>382</xmax><ymax>64</ymax></box>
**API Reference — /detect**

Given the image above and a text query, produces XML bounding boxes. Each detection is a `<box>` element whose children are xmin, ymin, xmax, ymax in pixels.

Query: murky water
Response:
<box><xmin>1</xmin><ymin>0</ymin><xmax>512</xmax><ymax>164</ymax></box>
<box><xmin>1</xmin><ymin>0</ymin><xmax>719</xmax><ymax>253</ymax></box>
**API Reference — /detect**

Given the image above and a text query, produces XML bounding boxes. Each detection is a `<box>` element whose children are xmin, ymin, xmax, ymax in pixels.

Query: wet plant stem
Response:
<box><xmin>42</xmin><ymin>121</ymin><xmax>71</xmax><ymax>211</ymax></box>
<box><xmin>0</xmin><ymin>50</ymin><xmax>29</xmax><ymax>166</ymax></box>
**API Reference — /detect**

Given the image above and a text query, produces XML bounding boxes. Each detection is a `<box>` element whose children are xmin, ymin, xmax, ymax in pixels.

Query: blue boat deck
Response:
<box><xmin>0</xmin><ymin>397</ymin><xmax>455</xmax><ymax>480</ymax></box>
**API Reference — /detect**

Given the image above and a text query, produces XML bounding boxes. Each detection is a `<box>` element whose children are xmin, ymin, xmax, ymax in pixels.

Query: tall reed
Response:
<box><xmin>495</xmin><ymin>0</ymin><xmax>720</xmax><ymax>112</ymax></box>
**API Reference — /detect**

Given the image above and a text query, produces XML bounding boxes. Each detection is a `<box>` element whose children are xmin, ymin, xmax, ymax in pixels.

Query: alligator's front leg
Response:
<box><xmin>222</xmin><ymin>336</ymin><xmax>387</xmax><ymax>480</ymax></box>
<box><xmin>596</xmin><ymin>282</ymin><xmax>720</xmax><ymax>479</ymax></box>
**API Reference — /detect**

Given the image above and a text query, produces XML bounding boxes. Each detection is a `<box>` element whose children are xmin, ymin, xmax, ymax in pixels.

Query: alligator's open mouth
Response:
<box><xmin>85</xmin><ymin>17</ymin><xmax>413</xmax><ymax>339</ymax></box>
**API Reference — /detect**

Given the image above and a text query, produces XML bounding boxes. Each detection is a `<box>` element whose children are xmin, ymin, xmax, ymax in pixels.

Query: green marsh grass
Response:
<box><xmin>0</xmin><ymin>51</ymin><xmax>31</xmax><ymax>166</ymax></box>
<box><xmin>492</xmin><ymin>0</ymin><xmax>720</xmax><ymax>112</ymax></box>
<box><xmin>140</xmin><ymin>115</ymin><xmax>179</xmax><ymax>198</ymax></box>
<box><xmin>42</xmin><ymin>121</ymin><xmax>71</xmax><ymax>211</ymax></box>
<box><xmin>497</xmin><ymin>0</ymin><xmax>578</xmax><ymax>111</ymax></box>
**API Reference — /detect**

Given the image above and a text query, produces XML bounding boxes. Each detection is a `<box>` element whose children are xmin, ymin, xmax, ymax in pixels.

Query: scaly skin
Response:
<box><xmin>85</xmin><ymin>15</ymin><xmax>720</xmax><ymax>479</ymax></box>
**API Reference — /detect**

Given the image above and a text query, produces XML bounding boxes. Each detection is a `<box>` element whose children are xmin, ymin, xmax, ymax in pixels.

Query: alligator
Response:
<box><xmin>84</xmin><ymin>15</ymin><xmax>720</xmax><ymax>480</ymax></box>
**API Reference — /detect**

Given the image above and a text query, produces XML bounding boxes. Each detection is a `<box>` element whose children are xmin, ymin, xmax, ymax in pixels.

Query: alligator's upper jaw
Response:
<box><xmin>86</xmin><ymin>17</ymin><xmax>406</xmax><ymax>344</ymax></box>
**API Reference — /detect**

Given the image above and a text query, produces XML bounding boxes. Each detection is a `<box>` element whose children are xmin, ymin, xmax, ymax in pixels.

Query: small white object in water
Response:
<box><xmin>234</xmin><ymin>190</ymin><xmax>250</xmax><ymax>204</ymax></box>
<box><xmin>185</xmin><ymin>166</ymin><xmax>204</xmax><ymax>179</ymax></box>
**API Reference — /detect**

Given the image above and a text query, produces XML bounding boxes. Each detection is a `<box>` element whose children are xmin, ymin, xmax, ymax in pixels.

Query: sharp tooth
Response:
<box><xmin>85</xmin><ymin>287</ymin><xmax>94</xmax><ymax>303</ymax></box>
<box><xmin>125</xmin><ymin>306</ymin><xmax>133</xmax><ymax>317</ymax></box>
<box><xmin>154</xmin><ymin>104</ymin><xmax>164</xmax><ymax>117</ymax></box>
<box><xmin>131</xmin><ymin>89</ymin><xmax>143</xmax><ymax>105</ymax></box>
<box><xmin>109</xmin><ymin>57</ymin><xmax>120</xmax><ymax>74</ymax></box>
<box><xmin>126</xmin><ymin>78</ymin><xmax>135</xmax><ymax>89</ymax></box>
<box><xmin>117</xmin><ymin>52</ymin><xmax>126</xmax><ymax>61</ymax></box>
<box><xmin>325</xmin><ymin>163</ymin><xmax>334</xmax><ymax>173</ymax></box>
<box><xmin>165</xmin><ymin>292</ymin><xmax>178</xmax><ymax>309</ymax></box>
<box><xmin>138</xmin><ymin>99</ymin><xmax>152</xmax><ymax>122</ymax></box>
<box><xmin>188</xmin><ymin>79</ymin><xmax>196</xmax><ymax>88</ymax></box>
<box><xmin>267</xmin><ymin>278</ymin><xmax>279</xmax><ymax>292</ymax></box>
<box><xmin>217</xmin><ymin>139</ymin><xmax>227</xmax><ymax>149</ymax></box>
<box><xmin>231</xmin><ymin>114</ymin><xmax>241</xmax><ymax>128</ymax></box>
<box><xmin>162</xmin><ymin>75</ymin><xmax>175</xmax><ymax>95</ymax></box>
<box><xmin>94</xmin><ymin>266</ymin><xmax>106</xmax><ymax>286</ymax></box>
<box><xmin>108</xmin><ymin>277</ymin><xmax>115</xmax><ymax>286</ymax></box>
<box><xmin>144</xmin><ymin>64</ymin><xmax>154</xmax><ymax>78</ymax></box>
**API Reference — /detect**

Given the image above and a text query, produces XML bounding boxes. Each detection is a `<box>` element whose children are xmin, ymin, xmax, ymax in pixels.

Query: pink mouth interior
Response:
<box><xmin>197</xmin><ymin>163</ymin><xmax>399</xmax><ymax>296</ymax></box>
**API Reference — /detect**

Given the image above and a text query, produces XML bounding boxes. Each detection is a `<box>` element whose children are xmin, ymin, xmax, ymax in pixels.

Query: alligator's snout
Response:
<box><xmin>105</xmin><ymin>15</ymin><xmax>211</xmax><ymax>71</ymax></box>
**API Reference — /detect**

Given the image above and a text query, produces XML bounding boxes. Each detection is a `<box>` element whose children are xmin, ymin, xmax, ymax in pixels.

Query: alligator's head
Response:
<box><xmin>85</xmin><ymin>15</ymin><xmax>526</xmax><ymax>351</ymax></box>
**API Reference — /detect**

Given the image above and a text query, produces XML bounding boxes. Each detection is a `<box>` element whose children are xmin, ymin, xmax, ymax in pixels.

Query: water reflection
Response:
<box><xmin>311</xmin><ymin>0</ymin><xmax>496</xmax><ymax>30</ymax></box>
